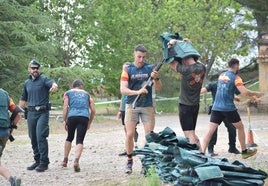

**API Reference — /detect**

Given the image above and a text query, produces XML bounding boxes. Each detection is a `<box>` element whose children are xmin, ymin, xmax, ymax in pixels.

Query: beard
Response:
<box><xmin>31</xmin><ymin>71</ymin><xmax>40</xmax><ymax>78</ymax></box>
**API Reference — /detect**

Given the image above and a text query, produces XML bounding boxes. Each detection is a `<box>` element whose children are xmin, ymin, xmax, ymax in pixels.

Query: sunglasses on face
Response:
<box><xmin>30</xmin><ymin>67</ymin><xmax>39</xmax><ymax>70</ymax></box>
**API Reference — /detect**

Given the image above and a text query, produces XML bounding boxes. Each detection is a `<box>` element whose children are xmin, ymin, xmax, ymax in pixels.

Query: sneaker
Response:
<box><xmin>208</xmin><ymin>149</ymin><xmax>218</xmax><ymax>157</ymax></box>
<box><xmin>125</xmin><ymin>160</ymin><xmax>133</xmax><ymax>174</ymax></box>
<box><xmin>27</xmin><ymin>162</ymin><xmax>39</xmax><ymax>170</ymax></box>
<box><xmin>10</xmin><ymin>176</ymin><xmax>21</xmax><ymax>186</ymax></box>
<box><xmin>62</xmin><ymin>161</ymin><xmax>68</xmax><ymax>167</ymax></box>
<box><xmin>35</xmin><ymin>164</ymin><xmax>48</xmax><ymax>172</ymax></box>
<box><xmin>118</xmin><ymin>151</ymin><xmax>127</xmax><ymax>156</ymax></box>
<box><xmin>242</xmin><ymin>148</ymin><xmax>257</xmax><ymax>159</ymax></box>
<box><xmin>228</xmin><ymin>147</ymin><xmax>240</xmax><ymax>154</ymax></box>
<box><xmin>208</xmin><ymin>152</ymin><xmax>218</xmax><ymax>157</ymax></box>
<box><xmin>74</xmin><ymin>161</ymin><xmax>81</xmax><ymax>172</ymax></box>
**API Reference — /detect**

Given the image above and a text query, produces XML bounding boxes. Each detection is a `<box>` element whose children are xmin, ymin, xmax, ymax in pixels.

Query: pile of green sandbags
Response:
<box><xmin>134</xmin><ymin>127</ymin><xmax>268</xmax><ymax>186</ymax></box>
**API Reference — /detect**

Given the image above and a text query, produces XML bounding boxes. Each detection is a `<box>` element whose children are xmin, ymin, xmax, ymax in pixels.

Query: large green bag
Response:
<box><xmin>160</xmin><ymin>32</ymin><xmax>201</xmax><ymax>64</ymax></box>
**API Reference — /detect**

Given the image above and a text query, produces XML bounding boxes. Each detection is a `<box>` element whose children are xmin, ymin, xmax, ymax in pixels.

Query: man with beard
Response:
<box><xmin>201</xmin><ymin>58</ymin><xmax>264</xmax><ymax>159</ymax></box>
<box><xmin>19</xmin><ymin>60</ymin><xmax>58</xmax><ymax>172</ymax></box>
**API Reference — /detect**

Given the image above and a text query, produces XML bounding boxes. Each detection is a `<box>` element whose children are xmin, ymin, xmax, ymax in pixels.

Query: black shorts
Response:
<box><xmin>66</xmin><ymin>116</ymin><xmax>89</xmax><ymax>144</ymax></box>
<box><xmin>210</xmin><ymin>110</ymin><xmax>241</xmax><ymax>124</ymax></box>
<box><xmin>179</xmin><ymin>104</ymin><xmax>199</xmax><ymax>131</ymax></box>
<box><xmin>120</xmin><ymin>111</ymin><xmax>125</xmax><ymax>125</ymax></box>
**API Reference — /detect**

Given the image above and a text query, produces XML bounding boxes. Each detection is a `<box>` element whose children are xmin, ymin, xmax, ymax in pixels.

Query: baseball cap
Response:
<box><xmin>29</xmin><ymin>60</ymin><xmax>40</xmax><ymax>67</ymax></box>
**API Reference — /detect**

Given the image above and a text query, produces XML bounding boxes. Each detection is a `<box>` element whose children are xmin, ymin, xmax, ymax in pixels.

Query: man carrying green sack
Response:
<box><xmin>160</xmin><ymin>32</ymin><xmax>206</xmax><ymax>149</ymax></box>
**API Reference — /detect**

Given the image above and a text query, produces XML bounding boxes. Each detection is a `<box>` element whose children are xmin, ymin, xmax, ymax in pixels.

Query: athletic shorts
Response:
<box><xmin>179</xmin><ymin>104</ymin><xmax>199</xmax><ymax>131</ymax></box>
<box><xmin>0</xmin><ymin>137</ymin><xmax>8</xmax><ymax>157</ymax></box>
<box><xmin>120</xmin><ymin>111</ymin><xmax>126</xmax><ymax>125</ymax></box>
<box><xmin>210</xmin><ymin>110</ymin><xmax>241</xmax><ymax>124</ymax></box>
<box><xmin>125</xmin><ymin>104</ymin><xmax>155</xmax><ymax>124</ymax></box>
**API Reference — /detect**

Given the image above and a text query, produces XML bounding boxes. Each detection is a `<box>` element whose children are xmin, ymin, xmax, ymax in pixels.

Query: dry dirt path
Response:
<box><xmin>1</xmin><ymin>113</ymin><xmax>267</xmax><ymax>186</ymax></box>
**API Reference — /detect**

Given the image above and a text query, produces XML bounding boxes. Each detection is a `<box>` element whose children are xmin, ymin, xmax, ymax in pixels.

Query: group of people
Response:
<box><xmin>119</xmin><ymin>41</ymin><xmax>264</xmax><ymax>174</ymax></box>
<box><xmin>0</xmin><ymin>39</ymin><xmax>265</xmax><ymax>186</ymax></box>
<box><xmin>0</xmin><ymin>60</ymin><xmax>95</xmax><ymax>185</ymax></box>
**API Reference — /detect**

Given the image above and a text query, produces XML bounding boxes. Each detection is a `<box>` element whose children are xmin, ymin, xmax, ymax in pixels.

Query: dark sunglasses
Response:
<box><xmin>30</xmin><ymin>67</ymin><xmax>39</xmax><ymax>70</ymax></box>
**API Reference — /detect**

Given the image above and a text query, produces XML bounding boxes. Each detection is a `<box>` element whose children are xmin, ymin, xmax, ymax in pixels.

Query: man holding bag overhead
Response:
<box><xmin>160</xmin><ymin>32</ymin><xmax>206</xmax><ymax>150</ymax></box>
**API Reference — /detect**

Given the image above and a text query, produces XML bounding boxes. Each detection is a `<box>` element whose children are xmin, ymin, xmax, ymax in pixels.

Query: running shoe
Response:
<box><xmin>125</xmin><ymin>160</ymin><xmax>133</xmax><ymax>174</ymax></box>
<box><xmin>242</xmin><ymin>148</ymin><xmax>257</xmax><ymax>159</ymax></box>
<box><xmin>74</xmin><ymin>161</ymin><xmax>81</xmax><ymax>172</ymax></box>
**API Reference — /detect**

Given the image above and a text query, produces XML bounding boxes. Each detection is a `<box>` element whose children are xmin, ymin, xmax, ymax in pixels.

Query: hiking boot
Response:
<box><xmin>228</xmin><ymin>147</ymin><xmax>240</xmax><ymax>154</ymax></box>
<box><xmin>9</xmin><ymin>176</ymin><xmax>21</xmax><ymax>186</ymax></box>
<box><xmin>27</xmin><ymin>162</ymin><xmax>39</xmax><ymax>170</ymax></box>
<box><xmin>125</xmin><ymin>159</ymin><xmax>133</xmax><ymax>174</ymax></box>
<box><xmin>74</xmin><ymin>161</ymin><xmax>80</xmax><ymax>172</ymax></box>
<box><xmin>35</xmin><ymin>164</ymin><xmax>48</xmax><ymax>172</ymax></box>
<box><xmin>242</xmin><ymin>148</ymin><xmax>257</xmax><ymax>159</ymax></box>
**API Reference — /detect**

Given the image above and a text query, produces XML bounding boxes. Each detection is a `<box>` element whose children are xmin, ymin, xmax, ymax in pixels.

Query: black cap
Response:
<box><xmin>29</xmin><ymin>60</ymin><xmax>40</xmax><ymax>67</ymax></box>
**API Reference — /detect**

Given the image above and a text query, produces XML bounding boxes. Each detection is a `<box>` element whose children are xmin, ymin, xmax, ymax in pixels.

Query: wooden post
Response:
<box><xmin>258</xmin><ymin>32</ymin><xmax>268</xmax><ymax>92</ymax></box>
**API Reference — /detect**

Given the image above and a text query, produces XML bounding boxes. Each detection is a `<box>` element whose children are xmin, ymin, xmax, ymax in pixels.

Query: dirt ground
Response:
<box><xmin>1</xmin><ymin>112</ymin><xmax>268</xmax><ymax>186</ymax></box>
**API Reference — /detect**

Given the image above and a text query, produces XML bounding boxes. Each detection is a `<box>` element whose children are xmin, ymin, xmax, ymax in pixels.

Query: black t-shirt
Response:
<box><xmin>176</xmin><ymin>61</ymin><xmax>206</xmax><ymax>105</ymax></box>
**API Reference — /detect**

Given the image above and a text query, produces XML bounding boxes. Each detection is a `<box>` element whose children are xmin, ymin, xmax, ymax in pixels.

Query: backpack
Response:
<box><xmin>0</xmin><ymin>89</ymin><xmax>10</xmax><ymax>128</ymax></box>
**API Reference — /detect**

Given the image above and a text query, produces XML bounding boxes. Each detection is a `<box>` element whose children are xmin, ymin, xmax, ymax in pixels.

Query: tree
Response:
<box><xmin>234</xmin><ymin>0</ymin><xmax>268</xmax><ymax>44</ymax></box>
<box><xmin>82</xmin><ymin>0</ymin><xmax>168</xmax><ymax>96</ymax></box>
<box><xmin>160</xmin><ymin>0</ymin><xmax>250</xmax><ymax>78</ymax></box>
<box><xmin>0</xmin><ymin>0</ymin><xmax>60</xmax><ymax>100</ymax></box>
<box><xmin>42</xmin><ymin>66</ymin><xmax>103</xmax><ymax>105</ymax></box>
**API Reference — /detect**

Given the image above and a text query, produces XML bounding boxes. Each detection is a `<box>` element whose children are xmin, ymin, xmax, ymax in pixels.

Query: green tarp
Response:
<box><xmin>134</xmin><ymin>127</ymin><xmax>268</xmax><ymax>186</ymax></box>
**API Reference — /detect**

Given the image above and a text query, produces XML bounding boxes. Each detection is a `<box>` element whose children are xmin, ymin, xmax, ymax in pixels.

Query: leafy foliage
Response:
<box><xmin>1</xmin><ymin>0</ymin><xmax>265</xmax><ymax>102</ymax></box>
<box><xmin>42</xmin><ymin>66</ymin><xmax>103</xmax><ymax>105</ymax></box>
<box><xmin>0</xmin><ymin>0</ymin><xmax>60</xmax><ymax>100</ymax></box>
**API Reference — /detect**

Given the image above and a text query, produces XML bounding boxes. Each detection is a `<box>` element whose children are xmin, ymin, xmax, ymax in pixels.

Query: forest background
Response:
<box><xmin>1</xmin><ymin>0</ymin><xmax>267</xmax><ymax>110</ymax></box>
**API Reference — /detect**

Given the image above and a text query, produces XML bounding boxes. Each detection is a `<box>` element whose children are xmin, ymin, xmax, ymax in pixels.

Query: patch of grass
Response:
<box><xmin>156</xmin><ymin>100</ymin><xmax>177</xmax><ymax>113</ymax></box>
<box><xmin>144</xmin><ymin>166</ymin><xmax>162</xmax><ymax>186</ymax></box>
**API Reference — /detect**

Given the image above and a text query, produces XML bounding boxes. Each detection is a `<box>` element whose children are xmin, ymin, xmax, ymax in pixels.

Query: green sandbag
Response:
<box><xmin>221</xmin><ymin>177</ymin><xmax>264</xmax><ymax>186</ymax></box>
<box><xmin>158</xmin><ymin>126</ymin><xmax>177</xmax><ymax>138</ymax></box>
<box><xmin>194</xmin><ymin>166</ymin><xmax>223</xmax><ymax>181</ymax></box>
<box><xmin>221</xmin><ymin>170</ymin><xmax>266</xmax><ymax>179</ymax></box>
<box><xmin>160</xmin><ymin>32</ymin><xmax>200</xmax><ymax>64</ymax></box>
<box><xmin>179</xmin><ymin>148</ymin><xmax>207</xmax><ymax>166</ymax></box>
<box><xmin>146</xmin><ymin>131</ymin><xmax>162</xmax><ymax>143</ymax></box>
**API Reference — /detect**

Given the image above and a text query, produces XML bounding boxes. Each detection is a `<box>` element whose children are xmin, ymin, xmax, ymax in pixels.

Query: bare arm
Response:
<box><xmin>237</xmin><ymin>86</ymin><xmax>264</xmax><ymax>99</ymax></box>
<box><xmin>154</xmin><ymin>79</ymin><xmax>162</xmax><ymax>91</ymax></box>
<box><xmin>62</xmin><ymin>102</ymin><xmax>68</xmax><ymax>123</ymax></box>
<box><xmin>50</xmin><ymin>82</ymin><xmax>58</xmax><ymax>92</ymax></box>
<box><xmin>169</xmin><ymin>61</ymin><xmax>178</xmax><ymax>71</ymax></box>
<box><xmin>151</xmin><ymin>70</ymin><xmax>162</xmax><ymax>91</ymax></box>
<box><xmin>200</xmin><ymin>87</ymin><xmax>208</xmax><ymax>94</ymax></box>
<box><xmin>19</xmin><ymin>100</ymin><xmax>27</xmax><ymax>108</ymax></box>
<box><xmin>62</xmin><ymin>97</ymin><xmax>69</xmax><ymax>131</ymax></box>
<box><xmin>120</xmin><ymin>81</ymin><xmax>147</xmax><ymax>96</ymax></box>
<box><xmin>88</xmin><ymin>102</ymin><xmax>96</xmax><ymax>129</ymax></box>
